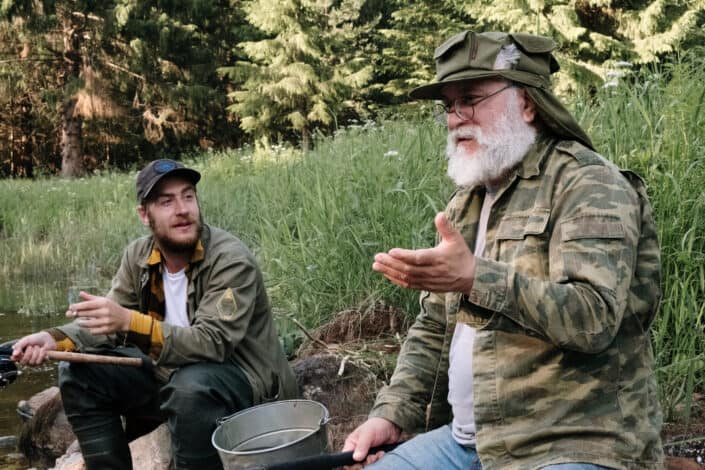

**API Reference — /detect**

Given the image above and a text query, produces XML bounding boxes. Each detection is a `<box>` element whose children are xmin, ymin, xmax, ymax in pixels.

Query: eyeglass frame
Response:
<box><xmin>434</xmin><ymin>83</ymin><xmax>516</xmax><ymax>121</ymax></box>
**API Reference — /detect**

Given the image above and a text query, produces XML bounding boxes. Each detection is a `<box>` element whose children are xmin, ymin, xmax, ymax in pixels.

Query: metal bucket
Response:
<box><xmin>212</xmin><ymin>399</ymin><xmax>330</xmax><ymax>470</ymax></box>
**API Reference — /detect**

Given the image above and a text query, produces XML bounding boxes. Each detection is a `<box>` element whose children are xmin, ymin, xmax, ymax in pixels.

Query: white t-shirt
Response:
<box><xmin>162</xmin><ymin>267</ymin><xmax>190</xmax><ymax>327</ymax></box>
<box><xmin>448</xmin><ymin>191</ymin><xmax>494</xmax><ymax>446</ymax></box>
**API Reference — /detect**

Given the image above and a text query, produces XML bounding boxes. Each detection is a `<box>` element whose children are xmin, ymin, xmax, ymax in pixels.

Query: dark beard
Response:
<box><xmin>149</xmin><ymin>214</ymin><xmax>204</xmax><ymax>254</ymax></box>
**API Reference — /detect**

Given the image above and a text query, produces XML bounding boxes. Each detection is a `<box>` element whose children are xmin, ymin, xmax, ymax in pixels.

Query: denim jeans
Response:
<box><xmin>366</xmin><ymin>425</ymin><xmax>480</xmax><ymax>470</ymax></box>
<box><xmin>367</xmin><ymin>424</ymin><xmax>613</xmax><ymax>470</ymax></box>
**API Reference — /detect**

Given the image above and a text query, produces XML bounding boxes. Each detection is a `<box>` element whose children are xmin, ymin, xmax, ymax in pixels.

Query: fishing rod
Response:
<box><xmin>0</xmin><ymin>342</ymin><xmax>148</xmax><ymax>388</ymax></box>
<box><xmin>249</xmin><ymin>442</ymin><xmax>402</xmax><ymax>470</ymax></box>
<box><xmin>0</xmin><ymin>352</ymin><xmax>19</xmax><ymax>387</ymax></box>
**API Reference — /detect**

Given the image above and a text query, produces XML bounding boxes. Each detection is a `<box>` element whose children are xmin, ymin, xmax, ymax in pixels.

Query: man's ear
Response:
<box><xmin>137</xmin><ymin>205</ymin><xmax>149</xmax><ymax>227</ymax></box>
<box><xmin>519</xmin><ymin>88</ymin><xmax>537</xmax><ymax>123</ymax></box>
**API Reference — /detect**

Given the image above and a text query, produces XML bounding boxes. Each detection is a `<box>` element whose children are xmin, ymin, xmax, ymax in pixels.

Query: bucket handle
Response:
<box><xmin>216</xmin><ymin>412</ymin><xmax>237</xmax><ymax>427</ymax></box>
<box><xmin>215</xmin><ymin>401</ymin><xmax>331</xmax><ymax>428</ymax></box>
<box><xmin>319</xmin><ymin>411</ymin><xmax>330</xmax><ymax>427</ymax></box>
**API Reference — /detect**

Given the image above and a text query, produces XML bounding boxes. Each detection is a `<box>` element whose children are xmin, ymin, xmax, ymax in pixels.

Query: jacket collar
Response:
<box><xmin>462</xmin><ymin>132</ymin><xmax>557</xmax><ymax>199</ymax></box>
<box><xmin>514</xmin><ymin>132</ymin><xmax>556</xmax><ymax>180</ymax></box>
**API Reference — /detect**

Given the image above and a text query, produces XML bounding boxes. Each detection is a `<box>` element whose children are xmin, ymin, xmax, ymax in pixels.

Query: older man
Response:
<box><xmin>343</xmin><ymin>31</ymin><xmax>663</xmax><ymax>469</ymax></box>
<box><xmin>12</xmin><ymin>159</ymin><xmax>298</xmax><ymax>469</ymax></box>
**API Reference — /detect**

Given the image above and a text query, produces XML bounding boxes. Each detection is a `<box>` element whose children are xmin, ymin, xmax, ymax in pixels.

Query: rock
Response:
<box><xmin>51</xmin><ymin>424</ymin><xmax>171</xmax><ymax>470</ymax></box>
<box><xmin>291</xmin><ymin>352</ymin><xmax>382</xmax><ymax>451</ymax></box>
<box><xmin>17</xmin><ymin>387</ymin><xmax>62</xmax><ymax>421</ymax></box>
<box><xmin>49</xmin><ymin>441</ymin><xmax>83</xmax><ymax>470</ymax></box>
<box><xmin>130</xmin><ymin>423</ymin><xmax>171</xmax><ymax>469</ymax></box>
<box><xmin>18</xmin><ymin>387</ymin><xmax>76</xmax><ymax>468</ymax></box>
<box><xmin>0</xmin><ymin>435</ymin><xmax>18</xmax><ymax>449</ymax></box>
<box><xmin>666</xmin><ymin>456</ymin><xmax>704</xmax><ymax>470</ymax></box>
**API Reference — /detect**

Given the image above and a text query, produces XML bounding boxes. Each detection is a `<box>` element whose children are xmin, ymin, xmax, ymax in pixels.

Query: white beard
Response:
<box><xmin>446</xmin><ymin>93</ymin><xmax>537</xmax><ymax>189</ymax></box>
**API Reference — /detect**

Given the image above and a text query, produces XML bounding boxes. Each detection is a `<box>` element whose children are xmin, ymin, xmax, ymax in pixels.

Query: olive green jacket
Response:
<box><xmin>54</xmin><ymin>224</ymin><xmax>297</xmax><ymax>404</ymax></box>
<box><xmin>370</xmin><ymin>135</ymin><xmax>664</xmax><ymax>469</ymax></box>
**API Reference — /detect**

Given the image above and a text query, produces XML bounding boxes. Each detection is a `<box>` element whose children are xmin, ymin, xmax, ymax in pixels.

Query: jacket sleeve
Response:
<box><xmin>48</xmin><ymin>247</ymin><xmax>139</xmax><ymax>351</ymax></box>
<box><xmin>370</xmin><ymin>290</ymin><xmax>451</xmax><ymax>433</ymax></box>
<box><xmin>467</xmin><ymin>162</ymin><xmax>644</xmax><ymax>354</ymax></box>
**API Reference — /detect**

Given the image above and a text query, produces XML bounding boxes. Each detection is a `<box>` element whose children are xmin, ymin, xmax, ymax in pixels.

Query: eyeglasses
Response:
<box><xmin>435</xmin><ymin>84</ymin><xmax>515</xmax><ymax>121</ymax></box>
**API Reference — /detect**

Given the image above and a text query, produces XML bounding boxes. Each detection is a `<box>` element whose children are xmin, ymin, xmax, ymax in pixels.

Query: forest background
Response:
<box><xmin>1</xmin><ymin>0</ymin><xmax>705</xmax><ymax>424</ymax></box>
<box><xmin>0</xmin><ymin>0</ymin><xmax>703</xmax><ymax>177</ymax></box>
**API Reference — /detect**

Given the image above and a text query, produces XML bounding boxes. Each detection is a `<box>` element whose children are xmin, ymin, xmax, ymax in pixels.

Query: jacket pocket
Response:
<box><xmin>495</xmin><ymin>209</ymin><xmax>550</xmax><ymax>278</ymax></box>
<box><xmin>556</xmin><ymin>214</ymin><xmax>625</xmax><ymax>291</ymax></box>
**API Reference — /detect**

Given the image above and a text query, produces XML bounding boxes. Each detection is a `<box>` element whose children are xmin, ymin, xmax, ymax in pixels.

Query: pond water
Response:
<box><xmin>0</xmin><ymin>280</ymin><xmax>98</xmax><ymax>467</ymax></box>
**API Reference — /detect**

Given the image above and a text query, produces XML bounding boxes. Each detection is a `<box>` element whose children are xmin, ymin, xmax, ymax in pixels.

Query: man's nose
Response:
<box><xmin>173</xmin><ymin>197</ymin><xmax>189</xmax><ymax>214</ymax></box>
<box><xmin>446</xmin><ymin>110</ymin><xmax>468</xmax><ymax>130</ymax></box>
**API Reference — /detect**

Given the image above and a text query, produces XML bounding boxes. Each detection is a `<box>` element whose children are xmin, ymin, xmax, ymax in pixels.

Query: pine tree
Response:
<box><xmin>1</xmin><ymin>0</ymin><xmax>114</xmax><ymax>176</ymax></box>
<box><xmin>0</xmin><ymin>1</ymin><xmax>256</xmax><ymax>175</ymax></box>
<box><xmin>461</xmin><ymin>0</ymin><xmax>705</xmax><ymax>89</ymax></box>
<box><xmin>220</xmin><ymin>0</ymin><xmax>378</xmax><ymax>148</ymax></box>
<box><xmin>109</xmin><ymin>0</ymin><xmax>256</xmax><ymax>153</ymax></box>
<box><xmin>373</xmin><ymin>1</ymin><xmax>475</xmax><ymax>100</ymax></box>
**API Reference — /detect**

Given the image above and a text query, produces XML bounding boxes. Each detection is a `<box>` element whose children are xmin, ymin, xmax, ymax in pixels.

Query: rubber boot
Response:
<box><xmin>69</xmin><ymin>417</ymin><xmax>132</xmax><ymax>469</ymax></box>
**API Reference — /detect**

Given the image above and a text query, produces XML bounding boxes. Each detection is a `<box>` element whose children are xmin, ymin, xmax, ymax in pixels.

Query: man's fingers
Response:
<box><xmin>367</xmin><ymin>450</ymin><xmax>386</xmax><ymax>464</ymax></box>
<box><xmin>79</xmin><ymin>291</ymin><xmax>97</xmax><ymax>301</ymax></box>
<box><xmin>21</xmin><ymin>346</ymin><xmax>43</xmax><ymax>365</ymax></box>
<box><xmin>342</xmin><ymin>436</ymin><xmax>363</xmax><ymax>470</ymax></box>
<box><xmin>387</xmin><ymin>247</ymin><xmax>436</xmax><ymax>266</ymax></box>
<box><xmin>383</xmin><ymin>274</ymin><xmax>456</xmax><ymax>293</ymax></box>
<box><xmin>434</xmin><ymin>212</ymin><xmax>462</xmax><ymax>243</ymax></box>
<box><xmin>351</xmin><ymin>433</ymin><xmax>374</xmax><ymax>462</ymax></box>
<box><xmin>374</xmin><ymin>252</ymin><xmax>441</xmax><ymax>277</ymax></box>
<box><xmin>70</xmin><ymin>299</ymin><xmax>102</xmax><ymax>313</ymax></box>
<box><xmin>11</xmin><ymin>339</ymin><xmax>27</xmax><ymax>358</ymax></box>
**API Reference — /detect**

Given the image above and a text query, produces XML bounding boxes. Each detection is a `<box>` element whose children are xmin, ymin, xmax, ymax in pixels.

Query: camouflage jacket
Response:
<box><xmin>370</xmin><ymin>135</ymin><xmax>664</xmax><ymax>469</ymax></box>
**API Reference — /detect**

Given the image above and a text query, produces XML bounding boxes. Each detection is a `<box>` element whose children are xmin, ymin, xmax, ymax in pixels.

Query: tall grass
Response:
<box><xmin>575</xmin><ymin>56</ymin><xmax>705</xmax><ymax>420</ymax></box>
<box><xmin>0</xmin><ymin>120</ymin><xmax>450</xmax><ymax>321</ymax></box>
<box><xmin>0</xmin><ymin>58</ymin><xmax>703</xmax><ymax>420</ymax></box>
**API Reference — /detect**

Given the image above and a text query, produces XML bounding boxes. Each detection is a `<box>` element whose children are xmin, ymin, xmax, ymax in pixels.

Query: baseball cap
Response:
<box><xmin>136</xmin><ymin>159</ymin><xmax>201</xmax><ymax>203</ymax></box>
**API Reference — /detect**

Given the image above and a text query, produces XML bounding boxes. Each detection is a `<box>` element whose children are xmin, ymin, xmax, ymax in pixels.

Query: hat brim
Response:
<box><xmin>141</xmin><ymin>167</ymin><xmax>201</xmax><ymax>202</ymax></box>
<box><xmin>410</xmin><ymin>71</ymin><xmax>594</xmax><ymax>151</ymax></box>
<box><xmin>409</xmin><ymin>71</ymin><xmax>504</xmax><ymax>100</ymax></box>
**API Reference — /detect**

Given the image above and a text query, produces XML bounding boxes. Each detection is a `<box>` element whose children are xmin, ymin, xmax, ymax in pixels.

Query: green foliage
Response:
<box><xmin>219</xmin><ymin>0</ymin><xmax>380</xmax><ymax>147</ymax></box>
<box><xmin>373</xmin><ymin>1</ymin><xmax>475</xmax><ymax>98</ymax></box>
<box><xmin>1</xmin><ymin>0</ymin><xmax>704</xmax><ymax>171</ymax></box>
<box><xmin>573</xmin><ymin>56</ymin><xmax>705</xmax><ymax>421</ymax></box>
<box><xmin>109</xmin><ymin>0</ymin><xmax>257</xmax><ymax>150</ymax></box>
<box><xmin>0</xmin><ymin>0</ymin><xmax>258</xmax><ymax>176</ymax></box>
<box><xmin>461</xmin><ymin>0</ymin><xmax>705</xmax><ymax>90</ymax></box>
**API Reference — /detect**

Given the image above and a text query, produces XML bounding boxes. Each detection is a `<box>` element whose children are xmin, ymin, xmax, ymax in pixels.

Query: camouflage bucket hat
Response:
<box><xmin>410</xmin><ymin>31</ymin><xmax>594</xmax><ymax>150</ymax></box>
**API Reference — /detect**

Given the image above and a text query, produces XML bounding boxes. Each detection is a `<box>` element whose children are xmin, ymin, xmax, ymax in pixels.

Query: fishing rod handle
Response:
<box><xmin>260</xmin><ymin>442</ymin><xmax>401</xmax><ymax>470</ymax></box>
<box><xmin>46</xmin><ymin>351</ymin><xmax>143</xmax><ymax>367</ymax></box>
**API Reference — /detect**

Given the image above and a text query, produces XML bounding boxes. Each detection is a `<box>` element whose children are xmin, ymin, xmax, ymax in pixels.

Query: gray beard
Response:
<box><xmin>446</xmin><ymin>97</ymin><xmax>537</xmax><ymax>189</ymax></box>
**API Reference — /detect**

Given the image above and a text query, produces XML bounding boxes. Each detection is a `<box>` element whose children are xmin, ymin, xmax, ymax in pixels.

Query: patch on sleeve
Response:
<box><xmin>216</xmin><ymin>288</ymin><xmax>238</xmax><ymax>321</ymax></box>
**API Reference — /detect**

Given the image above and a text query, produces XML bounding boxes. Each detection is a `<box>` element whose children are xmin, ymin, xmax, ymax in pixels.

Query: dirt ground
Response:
<box><xmin>300</xmin><ymin>305</ymin><xmax>705</xmax><ymax>469</ymax></box>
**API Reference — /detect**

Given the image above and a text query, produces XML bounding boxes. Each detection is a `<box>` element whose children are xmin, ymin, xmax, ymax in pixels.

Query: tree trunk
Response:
<box><xmin>301</xmin><ymin>126</ymin><xmax>311</xmax><ymax>152</ymax></box>
<box><xmin>60</xmin><ymin>98</ymin><xmax>84</xmax><ymax>177</ymax></box>
<box><xmin>59</xmin><ymin>13</ymin><xmax>85</xmax><ymax>178</ymax></box>
<box><xmin>17</xmin><ymin>95</ymin><xmax>35</xmax><ymax>177</ymax></box>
